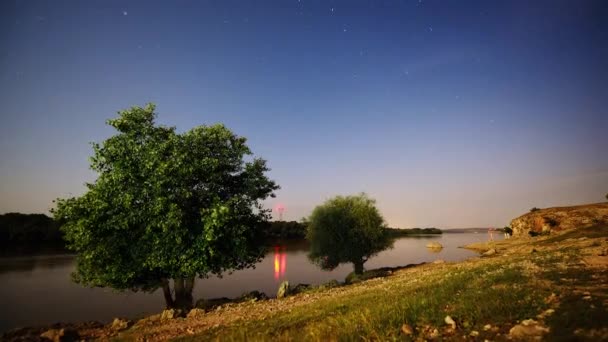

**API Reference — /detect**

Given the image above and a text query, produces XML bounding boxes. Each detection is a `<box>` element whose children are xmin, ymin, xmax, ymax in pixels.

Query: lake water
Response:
<box><xmin>0</xmin><ymin>232</ymin><xmax>502</xmax><ymax>332</ymax></box>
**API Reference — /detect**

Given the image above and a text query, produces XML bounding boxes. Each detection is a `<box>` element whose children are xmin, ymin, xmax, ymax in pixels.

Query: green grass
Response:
<box><xmin>177</xmin><ymin>260</ymin><xmax>551</xmax><ymax>341</ymax></box>
<box><xmin>539</xmin><ymin>224</ymin><xmax>608</xmax><ymax>245</ymax></box>
<box><xmin>117</xmin><ymin>225</ymin><xmax>608</xmax><ymax>341</ymax></box>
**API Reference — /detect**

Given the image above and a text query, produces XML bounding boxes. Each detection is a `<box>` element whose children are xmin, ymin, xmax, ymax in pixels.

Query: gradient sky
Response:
<box><xmin>1</xmin><ymin>0</ymin><xmax>607</xmax><ymax>228</ymax></box>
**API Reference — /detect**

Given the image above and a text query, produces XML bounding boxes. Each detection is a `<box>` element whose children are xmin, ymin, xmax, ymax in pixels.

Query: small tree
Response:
<box><xmin>530</xmin><ymin>207</ymin><xmax>540</xmax><ymax>212</ymax></box>
<box><xmin>52</xmin><ymin>104</ymin><xmax>279</xmax><ymax>310</ymax></box>
<box><xmin>307</xmin><ymin>193</ymin><xmax>392</xmax><ymax>275</ymax></box>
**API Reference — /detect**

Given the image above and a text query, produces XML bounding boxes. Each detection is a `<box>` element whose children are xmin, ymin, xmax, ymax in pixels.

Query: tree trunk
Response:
<box><xmin>161</xmin><ymin>277</ymin><xmax>195</xmax><ymax>311</ymax></box>
<box><xmin>174</xmin><ymin>278</ymin><xmax>195</xmax><ymax>311</ymax></box>
<box><xmin>161</xmin><ymin>278</ymin><xmax>174</xmax><ymax>308</ymax></box>
<box><xmin>353</xmin><ymin>259</ymin><xmax>365</xmax><ymax>275</ymax></box>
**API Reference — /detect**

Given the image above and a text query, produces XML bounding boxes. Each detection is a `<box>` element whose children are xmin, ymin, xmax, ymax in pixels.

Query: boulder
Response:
<box><xmin>277</xmin><ymin>280</ymin><xmax>290</xmax><ymax>299</ymax></box>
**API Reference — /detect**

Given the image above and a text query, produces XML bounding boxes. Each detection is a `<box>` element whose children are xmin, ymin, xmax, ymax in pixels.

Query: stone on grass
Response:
<box><xmin>401</xmin><ymin>324</ymin><xmax>414</xmax><ymax>335</ymax></box>
<box><xmin>444</xmin><ymin>315</ymin><xmax>456</xmax><ymax>329</ymax></box>
<box><xmin>187</xmin><ymin>308</ymin><xmax>206</xmax><ymax>319</ymax></box>
<box><xmin>110</xmin><ymin>318</ymin><xmax>130</xmax><ymax>331</ymax></box>
<box><xmin>509</xmin><ymin>319</ymin><xmax>550</xmax><ymax>339</ymax></box>
<box><xmin>277</xmin><ymin>280</ymin><xmax>290</xmax><ymax>299</ymax></box>
<box><xmin>482</xmin><ymin>248</ymin><xmax>497</xmax><ymax>256</ymax></box>
<box><xmin>160</xmin><ymin>308</ymin><xmax>183</xmax><ymax>321</ymax></box>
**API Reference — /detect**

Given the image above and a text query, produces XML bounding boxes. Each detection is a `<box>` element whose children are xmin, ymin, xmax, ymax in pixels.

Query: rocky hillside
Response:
<box><xmin>510</xmin><ymin>202</ymin><xmax>608</xmax><ymax>236</ymax></box>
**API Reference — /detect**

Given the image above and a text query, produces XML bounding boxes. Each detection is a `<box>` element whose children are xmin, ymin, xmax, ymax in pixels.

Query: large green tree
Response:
<box><xmin>307</xmin><ymin>193</ymin><xmax>392</xmax><ymax>275</ymax></box>
<box><xmin>52</xmin><ymin>104</ymin><xmax>279</xmax><ymax>310</ymax></box>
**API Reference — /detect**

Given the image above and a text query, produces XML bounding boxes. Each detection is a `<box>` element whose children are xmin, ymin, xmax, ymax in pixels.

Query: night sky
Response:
<box><xmin>1</xmin><ymin>0</ymin><xmax>607</xmax><ymax>228</ymax></box>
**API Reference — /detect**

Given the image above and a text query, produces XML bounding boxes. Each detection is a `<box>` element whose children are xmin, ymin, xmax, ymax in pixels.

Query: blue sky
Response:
<box><xmin>1</xmin><ymin>0</ymin><xmax>607</xmax><ymax>227</ymax></box>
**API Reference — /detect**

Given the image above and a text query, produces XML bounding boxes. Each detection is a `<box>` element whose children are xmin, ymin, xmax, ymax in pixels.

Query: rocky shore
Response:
<box><xmin>3</xmin><ymin>223</ymin><xmax>607</xmax><ymax>341</ymax></box>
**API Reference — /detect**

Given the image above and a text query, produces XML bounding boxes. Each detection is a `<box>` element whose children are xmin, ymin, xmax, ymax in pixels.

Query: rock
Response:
<box><xmin>482</xmin><ymin>248</ymin><xmax>497</xmax><ymax>256</ymax></box>
<box><xmin>444</xmin><ymin>315</ymin><xmax>456</xmax><ymax>329</ymax></box>
<box><xmin>40</xmin><ymin>328</ymin><xmax>79</xmax><ymax>342</ymax></box>
<box><xmin>470</xmin><ymin>330</ymin><xmax>479</xmax><ymax>337</ymax></box>
<box><xmin>319</xmin><ymin>280</ymin><xmax>340</xmax><ymax>289</ymax></box>
<box><xmin>401</xmin><ymin>324</ymin><xmax>414</xmax><ymax>335</ymax></box>
<box><xmin>509</xmin><ymin>319</ymin><xmax>550</xmax><ymax>339</ymax></box>
<box><xmin>345</xmin><ymin>272</ymin><xmax>361</xmax><ymax>284</ymax></box>
<box><xmin>160</xmin><ymin>308</ymin><xmax>183</xmax><ymax>321</ymax></box>
<box><xmin>509</xmin><ymin>203</ymin><xmax>608</xmax><ymax>236</ymax></box>
<box><xmin>187</xmin><ymin>308</ymin><xmax>205</xmax><ymax>319</ymax></box>
<box><xmin>238</xmin><ymin>290</ymin><xmax>268</xmax><ymax>302</ymax></box>
<box><xmin>292</xmin><ymin>283</ymin><xmax>313</xmax><ymax>295</ymax></box>
<box><xmin>483</xmin><ymin>324</ymin><xmax>492</xmax><ymax>331</ymax></box>
<box><xmin>110</xmin><ymin>318</ymin><xmax>130</xmax><ymax>331</ymax></box>
<box><xmin>426</xmin><ymin>242</ymin><xmax>443</xmax><ymax>249</ymax></box>
<box><xmin>195</xmin><ymin>297</ymin><xmax>231</xmax><ymax>311</ymax></box>
<box><xmin>277</xmin><ymin>280</ymin><xmax>290</xmax><ymax>299</ymax></box>
<box><xmin>429</xmin><ymin>328</ymin><xmax>440</xmax><ymax>339</ymax></box>
<box><xmin>537</xmin><ymin>309</ymin><xmax>555</xmax><ymax>319</ymax></box>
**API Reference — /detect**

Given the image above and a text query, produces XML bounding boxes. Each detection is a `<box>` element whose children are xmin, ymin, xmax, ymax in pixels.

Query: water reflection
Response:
<box><xmin>273</xmin><ymin>246</ymin><xmax>287</xmax><ymax>280</ymax></box>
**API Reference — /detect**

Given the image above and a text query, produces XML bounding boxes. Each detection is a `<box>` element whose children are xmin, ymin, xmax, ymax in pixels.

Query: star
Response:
<box><xmin>331</xmin><ymin>8</ymin><xmax>334</xmax><ymax>12</ymax></box>
<box><xmin>429</xmin><ymin>26</ymin><xmax>433</xmax><ymax>32</ymax></box>
<box><xmin>123</xmin><ymin>11</ymin><xmax>128</xmax><ymax>16</ymax></box>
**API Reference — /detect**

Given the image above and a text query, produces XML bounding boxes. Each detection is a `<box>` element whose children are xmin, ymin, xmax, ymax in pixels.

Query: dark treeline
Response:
<box><xmin>384</xmin><ymin>227</ymin><xmax>443</xmax><ymax>237</ymax></box>
<box><xmin>0</xmin><ymin>213</ymin><xmax>63</xmax><ymax>246</ymax></box>
<box><xmin>264</xmin><ymin>221</ymin><xmax>308</xmax><ymax>240</ymax></box>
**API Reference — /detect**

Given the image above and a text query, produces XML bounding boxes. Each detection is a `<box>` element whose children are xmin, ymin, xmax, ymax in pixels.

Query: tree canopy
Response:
<box><xmin>52</xmin><ymin>104</ymin><xmax>279</xmax><ymax>308</ymax></box>
<box><xmin>306</xmin><ymin>193</ymin><xmax>392</xmax><ymax>274</ymax></box>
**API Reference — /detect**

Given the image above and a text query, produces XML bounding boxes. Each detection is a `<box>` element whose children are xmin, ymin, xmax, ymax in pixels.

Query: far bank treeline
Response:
<box><xmin>0</xmin><ymin>213</ymin><xmax>441</xmax><ymax>246</ymax></box>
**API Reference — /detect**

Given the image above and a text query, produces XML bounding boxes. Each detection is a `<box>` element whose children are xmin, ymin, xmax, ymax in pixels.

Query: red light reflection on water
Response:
<box><xmin>274</xmin><ymin>246</ymin><xmax>287</xmax><ymax>280</ymax></box>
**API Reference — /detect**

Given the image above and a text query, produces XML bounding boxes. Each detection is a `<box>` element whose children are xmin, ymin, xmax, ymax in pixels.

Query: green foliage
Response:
<box><xmin>52</xmin><ymin>104</ymin><xmax>279</xmax><ymax>293</ymax></box>
<box><xmin>530</xmin><ymin>207</ymin><xmax>541</xmax><ymax>212</ymax></box>
<box><xmin>0</xmin><ymin>213</ymin><xmax>62</xmax><ymax>245</ymax></box>
<box><xmin>306</xmin><ymin>193</ymin><xmax>392</xmax><ymax>274</ymax></box>
<box><xmin>264</xmin><ymin>221</ymin><xmax>307</xmax><ymax>240</ymax></box>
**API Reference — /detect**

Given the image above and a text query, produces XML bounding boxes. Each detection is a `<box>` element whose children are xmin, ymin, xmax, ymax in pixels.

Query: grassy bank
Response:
<box><xmin>4</xmin><ymin>226</ymin><xmax>607</xmax><ymax>341</ymax></box>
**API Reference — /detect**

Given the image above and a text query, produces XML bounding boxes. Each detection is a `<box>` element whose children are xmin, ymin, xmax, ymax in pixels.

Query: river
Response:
<box><xmin>0</xmin><ymin>232</ymin><xmax>503</xmax><ymax>332</ymax></box>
